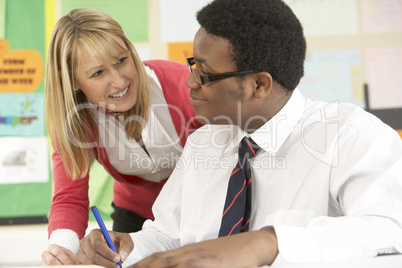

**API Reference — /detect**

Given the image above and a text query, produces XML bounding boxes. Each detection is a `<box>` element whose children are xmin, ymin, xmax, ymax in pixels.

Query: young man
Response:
<box><xmin>77</xmin><ymin>0</ymin><xmax>402</xmax><ymax>267</ymax></box>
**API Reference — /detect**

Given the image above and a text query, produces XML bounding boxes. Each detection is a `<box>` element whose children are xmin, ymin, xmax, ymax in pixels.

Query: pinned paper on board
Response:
<box><xmin>284</xmin><ymin>0</ymin><xmax>359</xmax><ymax>36</ymax></box>
<box><xmin>61</xmin><ymin>0</ymin><xmax>148</xmax><ymax>43</ymax></box>
<box><xmin>0</xmin><ymin>92</ymin><xmax>45</xmax><ymax>136</ymax></box>
<box><xmin>136</xmin><ymin>47</ymin><xmax>151</xmax><ymax>61</ymax></box>
<box><xmin>168</xmin><ymin>42</ymin><xmax>193</xmax><ymax>65</ymax></box>
<box><xmin>159</xmin><ymin>0</ymin><xmax>213</xmax><ymax>42</ymax></box>
<box><xmin>361</xmin><ymin>0</ymin><xmax>402</xmax><ymax>33</ymax></box>
<box><xmin>298</xmin><ymin>50</ymin><xmax>363</xmax><ymax>107</ymax></box>
<box><xmin>0</xmin><ymin>136</ymin><xmax>49</xmax><ymax>184</ymax></box>
<box><xmin>0</xmin><ymin>39</ymin><xmax>44</xmax><ymax>93</ymax></box>
<box><xmin>365</xmin><ymin>48</ymin><xmax>402</xmax><ymax>109</ymax></box>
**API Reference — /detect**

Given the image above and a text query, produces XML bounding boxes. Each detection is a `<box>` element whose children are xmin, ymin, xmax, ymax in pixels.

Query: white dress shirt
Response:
<box><xmin>125</xmin><ymin>89</ymin><xmax>402</xmax><ymax>266</ymax></box>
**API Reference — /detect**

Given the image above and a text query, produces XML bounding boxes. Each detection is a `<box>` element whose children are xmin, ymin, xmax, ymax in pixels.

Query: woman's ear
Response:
<box><xmin>254</xmin><ymin>71</ymin><xmax>272</xmax><ymax>99</ymax></box>
<box><xmin>73</xmin><ymin>81</ymin><xmax>79</xmax><ymax>92</ymax></box>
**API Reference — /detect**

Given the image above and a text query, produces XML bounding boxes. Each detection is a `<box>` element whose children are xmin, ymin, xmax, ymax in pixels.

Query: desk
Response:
<box><xmin>1</xmin><ymin>255</ymin><xmax>400</xmax><ymax>268</ymax></box>
<box><xmin>0</xmin><ymin>266</ymin><xmax>102</xmax><ymax>268</ymax></box>
<box><xmin>1</xmin><ymin>223</ymin><xmax>400</xmax><ymax>267</ymax></box>
<box><xmin>0</xmin><ymin>220</ymin><xmax>112</xmax><ymax>266</ymax></box>
<box><xmin>262</xmin><ymin>254</ymin><xmax>402</xmax><ymax>268</ymax></box>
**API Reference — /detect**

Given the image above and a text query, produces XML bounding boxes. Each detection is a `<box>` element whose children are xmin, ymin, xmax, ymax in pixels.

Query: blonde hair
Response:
<box><xmin>45</xmin><ymin>8</ymin><xmax>149</xmax><ymax>179</ymax></box>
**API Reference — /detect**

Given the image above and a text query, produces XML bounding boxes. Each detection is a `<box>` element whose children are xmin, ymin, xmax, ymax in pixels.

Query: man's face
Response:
<box><xmin>186</xmin><ymin>27</ymin><xmax>256</xmax><ymax>126</ymax></box>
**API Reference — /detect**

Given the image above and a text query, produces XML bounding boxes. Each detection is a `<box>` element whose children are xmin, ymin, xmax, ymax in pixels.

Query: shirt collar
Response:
<box><xmin>225</xmin><ymin>89</ymin><xmax>306</xmax><ymax>155</ymax></box>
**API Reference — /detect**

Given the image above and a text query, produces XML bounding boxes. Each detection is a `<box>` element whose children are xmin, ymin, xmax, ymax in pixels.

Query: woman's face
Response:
<box><xmin>75</xmin><ymin>36</ymin><xmax>139</xmax><ymax>113</ymax></box>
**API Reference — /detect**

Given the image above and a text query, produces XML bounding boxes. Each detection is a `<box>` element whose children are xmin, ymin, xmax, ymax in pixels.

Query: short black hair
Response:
<box><xmin>196</xmin><ymin>0</ymin><xmax>306</xmax><ymax>91</ymax></box>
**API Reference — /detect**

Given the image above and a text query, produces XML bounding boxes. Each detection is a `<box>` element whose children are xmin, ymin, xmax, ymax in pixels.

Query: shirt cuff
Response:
<box><xmin>122</xmin><ymin>232</ymin><xmax>146</xmax><ymax>267</ymax></box>
<box><xmin>273</xmin><ymin>224</ymin><xmax>321</xmax><ymax>263</ymax></box>
<box><xmin>48</xmin><ymin>229</ymin><xmax>80</xmax><ymax>254</ymax></box>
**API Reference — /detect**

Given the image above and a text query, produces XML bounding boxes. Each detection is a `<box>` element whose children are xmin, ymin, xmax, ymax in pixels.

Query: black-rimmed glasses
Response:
<box><xmin>186</xmin><ymin>57</ymin><xmax>257</xmax><ymax>85</ymax></box>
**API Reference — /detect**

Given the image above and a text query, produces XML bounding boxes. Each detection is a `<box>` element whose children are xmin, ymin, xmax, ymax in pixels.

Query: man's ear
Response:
<box><xmin>254</xmin><ymin>71</ymin><xmax>272</xmax><ymax>99</ymax></box>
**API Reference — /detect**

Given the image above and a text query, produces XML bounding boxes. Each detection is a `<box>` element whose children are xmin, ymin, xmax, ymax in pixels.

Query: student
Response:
<box><xmin>41</xmin><ymin>8</ymin><xmax>201</xmax><ymax>265</ymax></box>
<box><xmin>77</xmin><ymin>0</ymin><xmax>402</xmax><ymax>267</ymax></box>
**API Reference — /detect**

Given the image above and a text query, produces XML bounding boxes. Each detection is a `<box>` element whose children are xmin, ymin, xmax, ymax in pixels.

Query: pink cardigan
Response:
<box><xmin>48</xmin><ymin>60</ymin><xmax>200</xmax><ymax>239</ymax></box>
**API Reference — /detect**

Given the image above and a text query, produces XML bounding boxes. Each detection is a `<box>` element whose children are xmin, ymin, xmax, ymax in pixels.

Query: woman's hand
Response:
<box><xmin>41</xmin><ymin>244</ymin><xmax>77</xmax><ymax>265</ymax></box>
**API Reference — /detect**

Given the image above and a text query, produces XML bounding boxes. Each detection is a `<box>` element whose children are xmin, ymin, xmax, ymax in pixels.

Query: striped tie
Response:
<box><xmin>218</xmin><ymin>137</ymin><xmax>260</xmax><ymax>237</ymax></box>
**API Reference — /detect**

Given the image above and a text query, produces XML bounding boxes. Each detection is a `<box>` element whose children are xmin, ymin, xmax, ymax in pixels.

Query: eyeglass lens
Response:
<box><xmin>187</xmin><ymin>58</ymin><xmax>201</xmax><ymax>84</ymax></box>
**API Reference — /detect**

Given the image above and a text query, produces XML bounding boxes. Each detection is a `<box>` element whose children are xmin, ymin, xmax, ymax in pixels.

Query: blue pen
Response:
<box><xmin>91</xmin><ymin>206</ymin><xmax>123</xmax><ymax>268</ymax></box>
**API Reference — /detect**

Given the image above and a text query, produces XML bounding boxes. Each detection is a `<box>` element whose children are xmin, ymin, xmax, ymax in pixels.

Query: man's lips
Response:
<box><xmin>189</xmin><ymin>94</ymin><xmax>207</xmax><ymax>107</ymax></box>
<box><xmin>190</xmin><ymin>94</ymin><xmax>205</xmax><ymax>101</ymax></box>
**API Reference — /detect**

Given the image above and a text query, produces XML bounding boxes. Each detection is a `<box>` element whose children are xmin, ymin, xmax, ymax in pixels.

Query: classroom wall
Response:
<box><xmin>57</xmin><ymin>0</ymin><xmax>402</xmax><ymax>110</ymax></box>
<box><xmin>0</xmin><ymin>0</ymin><xmax>401</xmax><ymax>265</ymax></box>
<box><xmin>1</xmin><ymin>0</ymin><xmax>402</xmax><ymax>225</ymax></box>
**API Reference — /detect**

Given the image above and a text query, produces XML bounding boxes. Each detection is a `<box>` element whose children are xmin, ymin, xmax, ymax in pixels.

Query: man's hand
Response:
<box><xmin>132</xmin><ymin>228</ymin><xmax>278</xmax><ymax>268</ymax></box>
<box><xmin>77</xmin><ymin>229</ymin><xmax>133</xmax><ymax>268</ymax></box>
<box><xmin>41</xmin><ymin>244</ymin><xmax>77</xmax><ymax>265</ymax></box>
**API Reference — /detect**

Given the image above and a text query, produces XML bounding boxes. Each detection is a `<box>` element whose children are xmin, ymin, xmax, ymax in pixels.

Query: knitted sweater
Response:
<box><xmin>48</xmin><ymin>60</ymin><xmax>200</xmax><ymax>239</ymax></box>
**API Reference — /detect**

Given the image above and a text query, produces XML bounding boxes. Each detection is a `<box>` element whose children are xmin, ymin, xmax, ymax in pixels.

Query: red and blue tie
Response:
<box><xmin>218</xmin><ymin>137</ymin><xmax>260</xmax><ymax>237</ymax></box>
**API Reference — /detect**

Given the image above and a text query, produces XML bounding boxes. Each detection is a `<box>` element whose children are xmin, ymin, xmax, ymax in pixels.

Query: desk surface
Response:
<box><xmin>1</xmin><ymin>255</ymin><xmax>401</xmax><ymax>268</ymax></box>
<box><xmin>0</xmin><ymin>223</ymin><xmax>400</xmax><ymax>267</ymax></box>
<box><xmin>264</xmin><ymin>254</ymin><xmax>402</xmax><ymax>268</ymax></box>
<box><xmin>0</xmin><ymin>220</ymin><xmax>112</xmax><ymax>266</ymax></box>
<box><xmin>0</xmin><ymin>266</ymin><xmax>103</xmax><ymax>268</ymax></box>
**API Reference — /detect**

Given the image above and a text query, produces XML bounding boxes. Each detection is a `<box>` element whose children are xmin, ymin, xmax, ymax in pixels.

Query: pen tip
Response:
<box><xmin>119</xmin><ymin>265</ymin><xmax>122</xmax><ymax>268</ymax></box>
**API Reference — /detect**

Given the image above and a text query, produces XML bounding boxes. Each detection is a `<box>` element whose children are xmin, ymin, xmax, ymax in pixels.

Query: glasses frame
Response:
<box><xmin>186</xmin><ymin>57</ymin><xmax>257</xmax><ymax>85</ymax></box>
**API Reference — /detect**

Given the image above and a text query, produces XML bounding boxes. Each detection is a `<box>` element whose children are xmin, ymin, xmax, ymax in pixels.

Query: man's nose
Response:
<box><xmin>186</xmin><ymin>73</ymin><xmax>201</xmax><ymax>89</ymax></box>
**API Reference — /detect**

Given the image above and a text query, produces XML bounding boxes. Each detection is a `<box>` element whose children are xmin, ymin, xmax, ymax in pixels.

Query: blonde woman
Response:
<box><xmin>41</xmin><ymin>8</ymin><xmax>200</xmax><ymax>265</ymax></box>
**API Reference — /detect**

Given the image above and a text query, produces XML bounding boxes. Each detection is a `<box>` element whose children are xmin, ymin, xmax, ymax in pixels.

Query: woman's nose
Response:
<box><xmin>110</xmin><ymin>69</ymin><xmax>125</xmax><ymax>88</ymax></box>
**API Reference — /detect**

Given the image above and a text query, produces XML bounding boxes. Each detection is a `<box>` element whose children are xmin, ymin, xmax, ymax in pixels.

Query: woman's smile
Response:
<box><xmin>109</xmin><ymin>85</ymin><xmax>130</xmax><ymax>99</ymax></box>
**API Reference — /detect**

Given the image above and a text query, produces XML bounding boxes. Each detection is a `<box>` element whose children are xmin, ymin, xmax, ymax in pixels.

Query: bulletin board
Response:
<box><xmin>284</xmin><ymin>0</ymin><xmax>402</xmax><ymax>131</ymax></box>
<box><xmin>1</xmin><ymin>0</ymin><xmax>401</xmax><ymax>225</ymax></box>
<box><xmin>0</xmin><ymin>0</ymin><xmax>50</xmax><ymax>224</ymax></box>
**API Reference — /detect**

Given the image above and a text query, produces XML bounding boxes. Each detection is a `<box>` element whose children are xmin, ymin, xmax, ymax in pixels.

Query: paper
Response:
<box><xmin>361</xmin><ymin>0</ymin><xmax>402</xmax><ymax>33</ymax></box>
<box><xmin>298</xmin><ymin>50</ymin><xmax>363</xmax><ymax>106</ymax></box>
<box><xmin>0</xmin><ymin>93</ymin><xmax>45</xmax><ymax>136</ymax></box>
<box><xmin>0</xmin><ymin>136</ymin><xmax>49</xmax><ymax>184</ymax></box>
<box><xmin>61</xmin><ymin>0</ymin><xmax>148</xmax><ymax>42</ymax></box>
<box><xmin>365</xmin><ymin>48</ymin><xmax>402</xmax><ymax>109</ymax></box>
<box><xmin>159</xmin><ymin>0</ymin><xmax>213</xmax><ymax>42</ymax></box>
<box><xmin>269</xmin><ymin>254</ymin><xmax>402</xmax><ymax>268</ymax></box>
<box><xmin>136</xmin><ymin>47</ymin><xmax>151</xmax><ymax>61</ymax></box>
<box><xmin>168</xmin><ymin>42</ymin><xmax>193</xmax><ymax>64</ymax></box>
<box><xmin>284</xmin><ymin>0</ymin><xmax>359</xmax><ymax>36</ymax></box>
<box><xmin>0</xmin><ymin>39</ymin><xmax>44</xmax><ymax>93</ymax></box>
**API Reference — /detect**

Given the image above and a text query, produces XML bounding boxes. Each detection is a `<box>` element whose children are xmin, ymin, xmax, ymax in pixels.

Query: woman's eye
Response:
<box><xmin>91</xmin><ymin>70</ymin><xmax>103</xmax><ymax>78</ymax></box>
<box><xmin>117</xmin><ymin>57</ymin><xmax>128</xmax><ymax>64</ymax></box>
